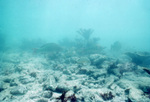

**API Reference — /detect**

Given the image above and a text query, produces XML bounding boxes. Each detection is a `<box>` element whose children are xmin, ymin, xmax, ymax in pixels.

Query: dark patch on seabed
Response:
<box><xmin>0</xmin><ymin>29</ymin><xmax>150</xmax><ymax>102</ymax></box>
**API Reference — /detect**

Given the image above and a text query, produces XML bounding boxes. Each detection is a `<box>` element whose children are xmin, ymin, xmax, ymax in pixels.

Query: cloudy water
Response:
<box><xmin>0</xmin><ymin>0</ymin><xmax>150</xmax><ymax>51</ymax></box>
<box><xmin>0</xmin><ymin>1</ymin><xmax>150</xmax><ymax>102</ymax></box>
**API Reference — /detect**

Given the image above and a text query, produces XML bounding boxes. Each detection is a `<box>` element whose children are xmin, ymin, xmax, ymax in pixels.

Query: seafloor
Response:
<box><xmin>0</xmin><ymin>48</ymin><xmax>150</xmax><ymax>102</ymax></box>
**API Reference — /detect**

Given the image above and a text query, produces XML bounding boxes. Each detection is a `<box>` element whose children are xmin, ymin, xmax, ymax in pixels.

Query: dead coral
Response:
<box><xmin>111</xmin><ymin>41</ymin><xmax>122</xmax><ymax>52</ymax></box>
<box><xmin>77</xmin><ymin>28</ymin><xmax>93</xmax><ymax>40</ymax></box>
<box><xmin>100</xmin><ymin>91</ymin><xmax>114</xmax><ymax>101</ymax></box>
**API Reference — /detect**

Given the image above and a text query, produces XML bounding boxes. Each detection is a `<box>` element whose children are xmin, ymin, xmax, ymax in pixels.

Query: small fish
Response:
<box><xmin>33</xmin><ymin>43</ymin><xmax>62</xmax><ymax>54</ymax></box>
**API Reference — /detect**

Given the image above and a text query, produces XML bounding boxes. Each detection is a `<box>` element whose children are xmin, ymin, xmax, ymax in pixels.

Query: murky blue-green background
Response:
<box><xmin>0</xmin><ymin>0</ymin><xmax>150</xmax><ymax>51</ymax></box>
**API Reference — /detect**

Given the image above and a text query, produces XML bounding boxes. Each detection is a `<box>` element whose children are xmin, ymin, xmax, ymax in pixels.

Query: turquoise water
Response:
<box><xmin>0</xmin><ymin>0</ymin><xmax>150</xmax><ymax>51</ymax></box>
<box><xmin>0</xmin><ymin>1</ymin><xmax>150</xmax><ymax>102</ymax></box>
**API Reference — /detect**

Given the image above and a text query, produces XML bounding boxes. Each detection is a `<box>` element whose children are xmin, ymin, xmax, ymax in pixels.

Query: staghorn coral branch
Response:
<box><xmin>77</xmin><ymin>28</ymin><xmax>94</xmax><ymax>40</ymax></box>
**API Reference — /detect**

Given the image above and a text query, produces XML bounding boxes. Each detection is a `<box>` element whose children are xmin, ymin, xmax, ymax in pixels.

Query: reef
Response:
<box><xmin>1</xmin><ymin>29</ymin><xmax>150</xmax><ymax>102</ymax></box>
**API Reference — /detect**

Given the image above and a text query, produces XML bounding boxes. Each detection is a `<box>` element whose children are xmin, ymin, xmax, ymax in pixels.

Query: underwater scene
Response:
<box><xmin>0</xmin><ymin>0</ymin><xmax>150</xmax><ymax>102</ymax></box>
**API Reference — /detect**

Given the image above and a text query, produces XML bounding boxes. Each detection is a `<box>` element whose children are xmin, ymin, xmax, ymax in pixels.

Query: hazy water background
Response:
<box><xmin>0</xmin><ymin>0</ymin><xmax>150</xmax><ymax>51</ymax></box>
